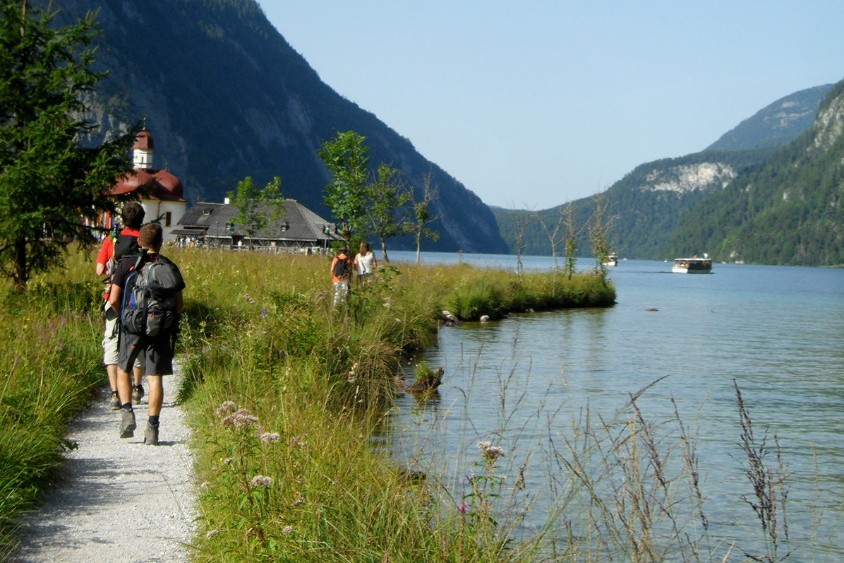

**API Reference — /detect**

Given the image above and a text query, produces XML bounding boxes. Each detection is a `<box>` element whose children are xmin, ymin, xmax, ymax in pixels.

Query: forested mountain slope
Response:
<box><xmin>668</xmin><ymin>80</ymin><xmax>844</xmax><ymax>266</ymax></box>
<box><xmin>53</xmin><ymin>0</ymin><xmax>507</xmax><ymax>253</ymax></box>
<box><xmin>706</xmin><ymin>84</ymin><xmax>834</xmax><ymax>152</ymax></box>
<box><xmin>495</xmin><ymin>80</ymin><xmax>842</xmax><ymax>266</ymax></box>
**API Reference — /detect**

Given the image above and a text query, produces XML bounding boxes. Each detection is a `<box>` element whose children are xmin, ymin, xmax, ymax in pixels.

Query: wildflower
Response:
<box><xmin>258</xmin><ymin>431</ymin><xmax>280</xmax><ymax>444</ymax></box>
<box><xmin>458</xmin><ymin>500</ymin><xmax>469</xmax><ymax>514</ymax></box>
<box><xmin>292</xmin><ymin>492</ymin><xmax>304</xmax><ymax>506</ymax></box>
<box><xmin>243</xmin><ymin>294</ymin><xmax>256</xmax><ymax>304</ymax></box>
<box><xmin>477</xmin><ymin>441</ymin><xmax>505</xmax><ymax>462</ymax></box>
<box><xmin>282</xmin><ymin>525</ymin><xmax>294</xmax><ymax>535</ymax></box>
<box><xmin>214</xmin><ymin>401</ymin><xmax>237</xmax><ymax>417</ymax></box>
<box><xmin>251</xmin><ymin>475</ymin><xmax>273</xmax><ymax>487</ymax></box>
<box><xmin>260</xmin><ymin>307</ymin><xmax>269</xmax><ymax>319</ymax></box>
<box><xmin>221</xmin><ymin>408</ymin><xmax>259</xmax><ymax>428</ymax></box>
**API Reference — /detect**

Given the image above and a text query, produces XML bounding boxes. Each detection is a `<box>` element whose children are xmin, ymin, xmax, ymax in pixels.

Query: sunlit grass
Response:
<box><xmin>0</xmin><ymin>245</ymin><xmax>615</xmax><ymax>560</ymax></box>
<box><xmin>0</xmin><ymin>258</ymin><xmax>103</xmax><ymax>556</ymax></box>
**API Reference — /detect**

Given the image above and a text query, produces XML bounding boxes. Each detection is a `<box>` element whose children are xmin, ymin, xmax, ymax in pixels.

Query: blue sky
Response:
<box><xmin>259</xmin><ymin>2</ymin><xmax>843</xmax><ymax>210</ymax></box>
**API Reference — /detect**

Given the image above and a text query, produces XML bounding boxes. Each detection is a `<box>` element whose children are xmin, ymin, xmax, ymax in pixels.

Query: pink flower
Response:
<box><xmin>458</xmin><ymin>500</ymin><xmax>469</xmax><ymax>514</ymax></box>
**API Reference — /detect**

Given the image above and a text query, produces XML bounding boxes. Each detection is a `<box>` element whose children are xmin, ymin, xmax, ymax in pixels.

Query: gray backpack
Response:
<box><xmin>122</xmin><ymin>255</ymin><xmax>180</xmax><ymax>337</ymax></box>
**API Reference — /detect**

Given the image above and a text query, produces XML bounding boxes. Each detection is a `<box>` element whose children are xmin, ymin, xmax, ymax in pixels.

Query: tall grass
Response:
<box><xmin>173</xmin><ymin>249</ymin><xmax>615</xmax><ymax>560</ymax></box>
<box><xmin>0</xmin><ymin>255</ymin><xmax>104</xmax><ymax>557</ymax></box>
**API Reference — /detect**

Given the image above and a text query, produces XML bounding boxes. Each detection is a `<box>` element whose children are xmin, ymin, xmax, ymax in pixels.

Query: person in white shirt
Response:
<box><xmin>353</xmin><ymin>241</ymin><xmax>378</xmax><ymax>284</ymax></box>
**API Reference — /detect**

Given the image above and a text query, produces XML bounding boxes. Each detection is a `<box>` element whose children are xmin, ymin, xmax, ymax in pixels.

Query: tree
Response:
<box><xmin>0</xmin><ymin>1</ymin><xmax>139</xmax><ymax>290</ymax></box>
<box><xmin>227</xmin><ymin>176</ymin><xmax>284</xmax><ymax>250</ymax></box>
<box><xmin>588</xmin><ymin>193</ymin><xmax>614</xmax><ymax>275</ymax></box>
<box><xmin>409</xmin><ymin>171</ymin><xmax>439</xmax><ymax>264</ymax></box>
<box><xmin>364</xmin><ymin>163</ymin><xmax>410</xmax><ymax>263</ymax></box>
<box><xmin>318</xmin><ymin>131</ymin><xmax>369</xmax><ymax>241</ymax></box>
<box><xmin>563</xmin><ymin>203</ymin><xmax>578</xmax><ymax>280</ymax></box>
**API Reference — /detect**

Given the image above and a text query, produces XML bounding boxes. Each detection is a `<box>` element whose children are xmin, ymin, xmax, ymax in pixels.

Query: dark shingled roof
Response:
<box><xmin>174</xmin><ymin>200</ymin><xmax>342</xmax><ymax>245</ymax></box>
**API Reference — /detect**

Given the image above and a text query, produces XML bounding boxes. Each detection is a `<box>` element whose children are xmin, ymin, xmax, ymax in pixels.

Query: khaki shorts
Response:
<box><xmin>102</xmin><ymin>303</ymin><xmax>141</xmax><ymax>369</ymax></box>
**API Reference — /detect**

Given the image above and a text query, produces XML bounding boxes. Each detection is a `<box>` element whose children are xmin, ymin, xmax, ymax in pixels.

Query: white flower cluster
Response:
<box><xmin>477</xmin><ymin>441</ymin><xmax>505</xmax><ymax>461</ymax></box>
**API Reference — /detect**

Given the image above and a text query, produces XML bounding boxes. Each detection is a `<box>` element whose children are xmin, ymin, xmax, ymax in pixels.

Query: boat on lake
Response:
<box><xmin>603</xmin><ymin>253</ymin><xmax>619</xmax><ymax>267</ymax></box>
<box><xmin>672</xmin><ymin>255</ymin><xmax>712</xmax><ymax>274</ymax></box>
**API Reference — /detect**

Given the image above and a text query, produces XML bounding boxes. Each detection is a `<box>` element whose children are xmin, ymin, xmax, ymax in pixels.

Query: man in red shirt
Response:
<box><xmin>96</xmin><ymin>202</ymin><xmax>146</xmax><ymax>409</ymax></box>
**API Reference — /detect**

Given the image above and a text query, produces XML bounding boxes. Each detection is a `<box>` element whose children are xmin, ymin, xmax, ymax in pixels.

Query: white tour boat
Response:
<box><xmin>603</xmin><ymin>253</ymin><xmax>619</xmax><ymax>267</ymax></box>
<box><xmin>672</xmin><ymin>255</ymin><xmax>712</xmax><ymax>274</ymax></box>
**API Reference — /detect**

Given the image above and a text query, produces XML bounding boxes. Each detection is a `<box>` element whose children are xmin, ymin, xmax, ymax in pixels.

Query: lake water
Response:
<box><xmin>387</xmin><ymin>251</ymin><xmax>844</xmax><ymax>559</ymax></box>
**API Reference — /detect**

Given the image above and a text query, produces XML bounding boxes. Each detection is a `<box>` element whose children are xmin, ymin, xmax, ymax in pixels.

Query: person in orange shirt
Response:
<box><xmin>330</xmin><ymin>246</ymin><xmax>352</xmax><ymax>306</ymax></box>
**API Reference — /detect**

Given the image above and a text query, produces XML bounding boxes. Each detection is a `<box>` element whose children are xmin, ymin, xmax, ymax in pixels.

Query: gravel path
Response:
<box><xmin>12</xmin><ymin>370</ymin><xmax>198</xmax><ymax>563</ymax></box>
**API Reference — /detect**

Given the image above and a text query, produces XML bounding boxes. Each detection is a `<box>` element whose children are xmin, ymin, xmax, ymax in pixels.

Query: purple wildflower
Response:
<box><xmin>251</xmin><ymin>475</ymin><xmax>273</xmax><ymax>487</ymax></box>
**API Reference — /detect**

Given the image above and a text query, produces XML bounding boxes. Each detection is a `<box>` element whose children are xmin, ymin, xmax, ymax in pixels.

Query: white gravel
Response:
<box><xmin>12</xmin><ymin>369</ymin><xmax>198</xmax><ymax>563</ymax></box>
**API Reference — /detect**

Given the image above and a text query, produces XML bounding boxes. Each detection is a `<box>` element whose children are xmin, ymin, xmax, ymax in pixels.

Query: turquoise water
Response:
<box><xmin>387</xmin><ymin>252</ymin><xmax>844</xmax><ymax>558</ymax></box>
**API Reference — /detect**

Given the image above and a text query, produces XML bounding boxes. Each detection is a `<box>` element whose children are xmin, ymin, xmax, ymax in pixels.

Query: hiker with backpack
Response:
<box><xmin>108</xmin><ymin>223</ymin><xmax>186</xmax><ymax>445</ymax></box>
<box><xmin>96</xmin><ymin>202</ymin><xmax>147</xmax><ymax>409</ymax></box>
<box><xmin>331</xmin><ymin>246</ymin><xmax>352</xmax><ymax>306</ymax></box>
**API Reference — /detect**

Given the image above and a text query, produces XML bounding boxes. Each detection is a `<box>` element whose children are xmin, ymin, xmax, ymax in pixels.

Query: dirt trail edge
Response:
<box><xmin>13</xmin><ymin>368</ymin><xmax>198</xmax><ymax>563</ymax></box>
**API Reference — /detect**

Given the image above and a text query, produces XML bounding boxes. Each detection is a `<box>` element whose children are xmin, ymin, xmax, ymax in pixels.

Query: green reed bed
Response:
<box><xmin>0</xmin><ymin>261</ymin><xmax>104</xmax><ymax>556</ymax></box>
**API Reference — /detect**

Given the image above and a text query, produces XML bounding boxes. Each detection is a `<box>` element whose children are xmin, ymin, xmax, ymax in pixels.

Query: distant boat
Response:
<box><xmin>603</xmin><ymin>253</ymin><xmax>619</xmax><ymax>267</ymax></box>
<box><xmin>672</xmin><ymin>255</ymin><xmax>712</xmax><ymax>274</ymax></box>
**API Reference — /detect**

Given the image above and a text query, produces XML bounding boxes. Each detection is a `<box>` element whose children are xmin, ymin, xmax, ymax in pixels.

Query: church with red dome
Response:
<box><xmin>102</xmin><ymin>128</ymin><xmax>187</xmax><ymax>242</ymax></box>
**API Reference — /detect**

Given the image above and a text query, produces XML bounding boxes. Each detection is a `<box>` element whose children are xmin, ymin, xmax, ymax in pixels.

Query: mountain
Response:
<box><xmin>493</xmin><ymin>148</ymin><xmax>771</xmax><ymax>261</ymax></box>
<box><xmin>667</xmin><ymin>80</ymin><xmax>844</xmax><ymax>266</ymax></box>
<box><xmin>52</xmin><ymin>0</ymin><xmax>507</xmax><ymax>253</ymax></box>
<box><xmin>705</xmin><ymin>84</ymin><xmax>834</xmax><ymax>152</ymax></box>
<box><xmin>494</xmin><ymin>80</ymin><xmax>843</xmax><ymax>266</ymax></box>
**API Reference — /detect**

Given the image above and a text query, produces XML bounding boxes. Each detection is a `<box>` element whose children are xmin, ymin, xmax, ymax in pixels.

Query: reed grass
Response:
<box><xmin>0</xmin><ymin>257</ymin><xmax>103</xmax><ymax>557</ymax></box>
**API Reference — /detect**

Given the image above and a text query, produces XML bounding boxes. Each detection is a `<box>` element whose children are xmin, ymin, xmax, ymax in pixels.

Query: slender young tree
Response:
<box><xmin>409</xmin><ymin>171</ymin><xmax>440</xmax><ymax>264</ymax></box>
<box><xmin>227</xmin><ymin>176</ymin><xmax>284</xmax><ymax>250</ymax></box>
<box><xmin>564</xmin><ymin>203</ymin><xmax>579</xmax><ymax>280</ymax></box>
<box><xmin>364</xmin><ymin>163</ymin><xmax>410</xmax><ymax>263</ymax></box>
<box><xmin>318</xmin><ymin>131</ymin><xmax>369</xmax><ymax>241</ymax></box>
<box><xmin>588</xmin><ymin>192</ymin><xmax>614</xmax><ymax>275</ymax></box>
<box><xmin>0</xmin><ymin>1</ymin><xmax>139</xmax><ymax>290</ymax></box>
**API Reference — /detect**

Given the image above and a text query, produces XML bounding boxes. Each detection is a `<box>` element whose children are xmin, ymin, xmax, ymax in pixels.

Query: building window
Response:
<box><xmin>165</xmin><ymin>211</ymin><xmax>172</xmax><ymax>227</ymax></box>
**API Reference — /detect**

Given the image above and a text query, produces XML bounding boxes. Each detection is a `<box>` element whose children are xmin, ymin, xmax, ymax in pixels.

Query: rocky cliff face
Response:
<box><xmin>642</xmin><ymin>162</ymin><xmax>738</xmax><ymax>194</ymax></box>
<box><xmin>53</xmin><ymin>0</ymin><xmax>507</xmax><ymax>253</ymax></box>
<box><xmin>811</xmin><ymin>90</ymin><xmax>844</xmax><ymax>152</ymax></box>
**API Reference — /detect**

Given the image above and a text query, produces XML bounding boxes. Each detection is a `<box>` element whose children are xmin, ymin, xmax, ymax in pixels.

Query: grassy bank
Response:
<box><xmin>0</xmin><ymin>259</ymin><xmax>104</xmax><ymax>556</ymax></box>
<box><xmin>0</xmin><ymin>247</ymin><xmax>615</xmax><ymax>559</ymax></box>
<box><xmin>176</xmin><ymin>250</ymin><xmax>615</xmax><ymax>560</ymax></box>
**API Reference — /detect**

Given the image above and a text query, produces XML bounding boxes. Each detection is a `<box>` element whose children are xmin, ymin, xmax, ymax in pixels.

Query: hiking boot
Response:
<box><xmin>119</xmin><ymin>409</ymin><xmax>136</xmax><ymax>438</ymax></box>
<box><xmin>132</xmin><ymin>384</ymin><xmax>144</xmax><ymax>404</ymax></box>
<box><xmin>144</xmin><ymin>422</ymin><xmax>159</xmax><ymax>446</ymax></box>
<box><xmin>109</xmin><ymin>392</ymin><xmax>121</xmax><ymax>410</ymax></box>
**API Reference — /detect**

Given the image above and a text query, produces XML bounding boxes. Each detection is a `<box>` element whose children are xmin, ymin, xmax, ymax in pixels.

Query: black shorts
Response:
<box><xmin>118</xmin><ymin>329</ymin><xmax>175</xmax><ymax>375</ymax></box>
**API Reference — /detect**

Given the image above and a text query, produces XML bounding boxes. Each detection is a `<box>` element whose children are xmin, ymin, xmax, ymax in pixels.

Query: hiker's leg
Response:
<box><xmin>116</xmin><ymin>367</ymin><xmax>132</xmax><ymax>405</ymax></box>
<box><xmin>106</xmin><ymin>364</ymin><xmax>118</xmax><ymax>392</ymax></box>
<box><xmin>147</xmin><ymin>375</ymin><xmax>163</xmax><ymax>417</ymax></box>
<box><xmin>133</xmin><ymin>366</ymin><xmax>144</xmax><ymax>387</ymax></box>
